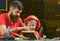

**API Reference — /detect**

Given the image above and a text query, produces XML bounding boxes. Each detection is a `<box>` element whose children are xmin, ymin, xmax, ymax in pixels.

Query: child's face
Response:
<box><xmin>27</xmin><ymin>20</ymin><xmax>37</xmax><ymax>30</ymax></box>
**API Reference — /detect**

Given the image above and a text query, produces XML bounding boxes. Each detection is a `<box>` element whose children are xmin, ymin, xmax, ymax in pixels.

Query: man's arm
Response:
<box><xmin>0</xmin><ymin>25</ymin><xmax>8</xmax><ymax>35</ymax></box>
<box><xmin>10</xmin><ymin>27</ymin><xmax>29</xmax><ymax>32</ymax></box>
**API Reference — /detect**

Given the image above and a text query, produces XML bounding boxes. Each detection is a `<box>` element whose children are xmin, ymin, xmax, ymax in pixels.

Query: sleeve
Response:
<box><xmin>0</xmin><ymin>15</ymin><xmax>6</xmax><ymax>25</ymax></box>
<box><xmin>18</xmin><ymin>18</ymin><xmax>24</xmax><ymax>27</ymax></box>
<box><xmin>34</xmin><ymin>31</ymin><xmax>41</xmax><ymax>39</ymax></box>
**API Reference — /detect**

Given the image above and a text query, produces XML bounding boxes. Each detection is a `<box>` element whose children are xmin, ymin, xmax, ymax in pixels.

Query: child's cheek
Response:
<box><xmin>29</xmin><ymin>28</ymin><xmax>35</xmax><ymax>31</ymax></box>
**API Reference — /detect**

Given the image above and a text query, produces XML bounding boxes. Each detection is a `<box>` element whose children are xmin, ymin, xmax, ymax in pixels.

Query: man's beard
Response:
<box><xmin>10</xmin><ymin>14</ymin><xmax>19</xmax><ymax>23</ymax></box>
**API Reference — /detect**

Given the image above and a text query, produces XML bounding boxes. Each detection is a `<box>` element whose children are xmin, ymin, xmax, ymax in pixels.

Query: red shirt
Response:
<box><xmin>0</xmin><ymin>13</ymin><xmax>23</xmax><ymax>28</ymax></box>
<box><xmin>0</xmin><ymin>13</ymin><xmax>23</xmax><ymax>38</ymax></box>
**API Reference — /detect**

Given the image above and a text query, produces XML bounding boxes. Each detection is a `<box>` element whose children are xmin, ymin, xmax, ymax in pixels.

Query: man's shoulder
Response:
<box><xmin>18</xmin><ymin>17</ymin><xmax>22</xmax><ymax>20</ymax></box>
<box><xmin>0</xmin><ymin>13</ymin><xmax>8</xmax><ymax>17</ymax></box>
<box><xmin>18</xmin><ymin>17</ymin><xmax>23</xmax><ymax>22</ymax></box>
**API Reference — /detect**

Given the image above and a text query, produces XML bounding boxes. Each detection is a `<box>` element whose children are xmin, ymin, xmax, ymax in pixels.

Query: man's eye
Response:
<box><xmin>16</xmin><ymin>11</ymin><xmax>20</xmax><ymax>13</ymax></box>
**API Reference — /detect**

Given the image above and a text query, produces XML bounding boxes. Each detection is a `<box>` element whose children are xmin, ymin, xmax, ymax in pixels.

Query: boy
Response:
<box><xmin>24</xmin><ymin>15</ymin><xmax>41</xmax><ymax>40</ymax></box>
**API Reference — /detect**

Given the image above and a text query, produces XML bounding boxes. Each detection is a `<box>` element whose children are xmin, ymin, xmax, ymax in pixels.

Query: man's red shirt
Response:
<box><xmin>0</xmin><ymin>13</ymin><xmax>23</xmax><ymax>28</ymax></box>
<box><xmin>0</xmin><ymin>13</ymin><xmax>24</xmax><ymax>38</ymax></box>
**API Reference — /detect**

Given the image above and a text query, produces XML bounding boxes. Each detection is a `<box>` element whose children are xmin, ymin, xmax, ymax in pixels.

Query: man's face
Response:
<box><xmin>11</xmin><ymin>8</ymin><xmax>22</xmax><ymax>17</ymax></box>
<box><xmin>10</xmin><ymin>8</ymin><xmax>22</xmax><ymax>22</ymax></box>
<box><xmin>27</xmin><ymin>20</ymin><xmax>37</xmax><ymax>30</ymax></box>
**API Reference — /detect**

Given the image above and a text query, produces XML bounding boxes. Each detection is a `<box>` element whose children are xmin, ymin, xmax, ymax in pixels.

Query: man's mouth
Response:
<box><xmin>10</xmin><ymin>14</ymin><xmax>19</xmax><ymax>22</ymax></box>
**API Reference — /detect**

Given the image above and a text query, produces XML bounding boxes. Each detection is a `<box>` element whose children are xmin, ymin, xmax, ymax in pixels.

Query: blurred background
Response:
<box><xmin>0</xmin><ymin>0</ymin><xmax>60</xmax><ymax>39</ymax></box>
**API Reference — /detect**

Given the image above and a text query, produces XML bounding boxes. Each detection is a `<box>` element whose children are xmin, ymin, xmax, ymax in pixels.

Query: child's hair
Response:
<box><xmin>26</xmin><ymin>20</ymin><xmax>37</xmax><ymax>26</ymax></box>
<box><xmin>27</xmin><ymin>20</ymin><xmax>37</xmax><ymax>29</ymax></box>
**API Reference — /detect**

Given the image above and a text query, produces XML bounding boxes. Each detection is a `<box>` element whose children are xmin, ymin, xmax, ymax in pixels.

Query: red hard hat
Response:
<box><xmin>24</xmin><ymin>15</ymin><xmax>41</xmax><ymax>30</ymax></box>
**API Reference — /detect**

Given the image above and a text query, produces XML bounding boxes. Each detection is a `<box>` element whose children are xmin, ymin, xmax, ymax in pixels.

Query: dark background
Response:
<box><xmin>0</xmin><ymin>0</ymin><xmax>60</xmax><ymax>39</ymax></box>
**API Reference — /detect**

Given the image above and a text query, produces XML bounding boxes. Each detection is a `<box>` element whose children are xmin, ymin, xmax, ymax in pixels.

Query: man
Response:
<box><xmin>0</xmin><ymin>1</ymin><xmax>28</xmax><ymax>39</ymax></box>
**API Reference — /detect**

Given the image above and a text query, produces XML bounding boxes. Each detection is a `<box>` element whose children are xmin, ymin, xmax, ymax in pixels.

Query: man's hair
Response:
<box><xmin>10</xmin><ymin>1</ymin><xmax>23</xmax><ymax>10</ymax></box>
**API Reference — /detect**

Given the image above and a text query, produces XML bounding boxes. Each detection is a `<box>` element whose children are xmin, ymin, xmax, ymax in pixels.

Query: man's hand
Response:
<box><xmin>23</xmin><ymin>27</ymin><xmax>30</xmax><ymax>31</ymax></box>
<box><xmin>16</xmin><ymin>27</ymin><xmax>30</xmax><ymax>31</ymax></box>
<box><xmin>0</xmin><ymin>25</ymin><xmax>8</xmax><ymax>35</ymax></box>
<box><xmin>0</xmin><ymin>29</ymin><xmax>8</xmax><ymax>35</ymax></box>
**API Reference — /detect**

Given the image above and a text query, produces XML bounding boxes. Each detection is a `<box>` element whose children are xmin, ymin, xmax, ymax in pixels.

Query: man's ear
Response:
<box><xmin>10</xmin><ymin>7</ymin><xmax>14</xmax><ymax>11</ymax></box>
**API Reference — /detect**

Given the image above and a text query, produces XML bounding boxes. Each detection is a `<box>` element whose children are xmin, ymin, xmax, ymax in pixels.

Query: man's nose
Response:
<box><xmin>17</xmin><ymin>13</ymin><xmax>20</xmax><ymax>16</ymax></box>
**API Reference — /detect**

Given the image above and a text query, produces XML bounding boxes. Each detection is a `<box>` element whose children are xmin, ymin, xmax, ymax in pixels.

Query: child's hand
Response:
<box><xmin>56</xmin><ymin>28</ymin><xmax>60</xmax><ymax>32</ymax></box>
<box><xmin>41</xmin><ymin>34</ymin><xmax>46</xmax><ymax>39</ymax></box>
